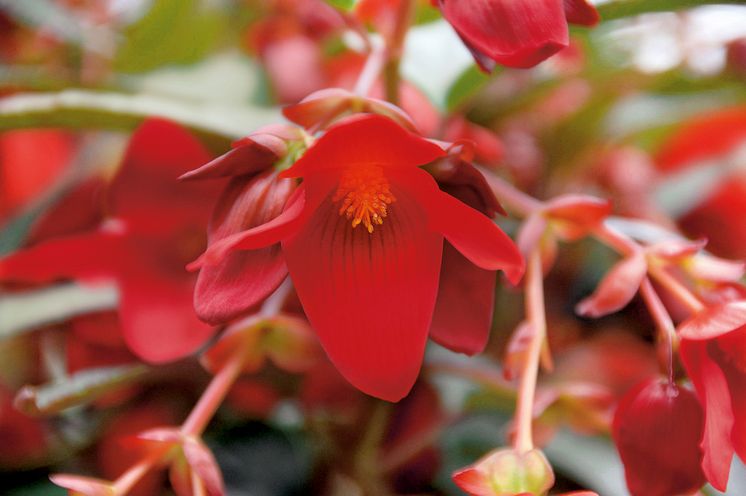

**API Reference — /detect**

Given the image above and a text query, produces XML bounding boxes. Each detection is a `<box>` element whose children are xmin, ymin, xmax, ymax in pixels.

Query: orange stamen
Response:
<box><xmin>332</xmin><ymin>165</ymin><xmax>396</xmax><ymax>233</ymax></box>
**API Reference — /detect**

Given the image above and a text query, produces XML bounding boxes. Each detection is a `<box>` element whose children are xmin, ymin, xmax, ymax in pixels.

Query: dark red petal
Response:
<box><xmin>678</xmin><ymin>300</ymin><xmax>746</xmax><ymax>340</ymax></box>
<box><xmin>280</xmin><ymin>114</ymin><xmax>445</xmax><ymax>179</ymax></box>
<box><xmin>191</xmin><ymin>186</ymin><xmax>307</xmax><ymax>268</ymax></box>
<box><xmin>440</xmin><ymin>0</ymin><xmax>569</xmax><ymax>69</ymax></box>
<box><xmin>282</xmin><ymin>191</ymin><xmax>442</xmax><ymax>402</ymax></box>
<box><xmin>563</xmin><ymin>0</ymin><xmax>600</xmax><ymax>26</ymax></box>
<box><xmin>430</xmin><ymin>242</ymin><xmax>495</xmax><ymax>355</ymax></box>
<box><xmin>179</xmin><ymin>135</ymin><xmax>284</xmax><ymax>181</ymax></box>
<box><xmin>404</xmin><ymin>168</ymin><xmax>523</xmax><ymax>283</ymax></box>
<box><xmin>575</xmin><ymin>251</ymin><xmax>646</xmax><ymax>318</ymax></box>
<box><xmin>194</xmin><ymin>173</ymin><xmax>293</xmax><ymax>324</ymax></box>
<box><xmin>717</xmin><ymin>327</ymin><xmax>746</xmax><ymax>462</ymax></box>
<box><xmin>612</xmin><ymin>378</ymin><xmax>706</xmax><ymax>496</ymax></box>
<box><xmin>680</xmin><ymin>340</ymin><xmax>735</xmax><ymax>491</ymax></box>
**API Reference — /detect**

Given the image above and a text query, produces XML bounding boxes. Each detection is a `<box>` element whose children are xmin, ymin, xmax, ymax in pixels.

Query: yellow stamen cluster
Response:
<box><xmin>332</xmin><ymin>165</ymin><xmax>396</xmax><ymax>233</ymax></box>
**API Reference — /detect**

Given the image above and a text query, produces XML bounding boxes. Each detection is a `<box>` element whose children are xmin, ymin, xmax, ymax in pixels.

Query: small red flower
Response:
<box><xmin>678</xmin><ymin>302</ymin><xmax>746</xmax><ymax>491</ymax></box>
<box><xmin>437</xmin><ymin>0</ymin><xmax>599</xmax><ymax>71</ymax></box>
<box><xmin>193</xmin><ymin>114</ymin><xmax>524</xmax><ymax>401</ymax></box>
<box><xmin>613</xmin><ymin>377</ymin><xmax>706</xmax><ymax>496</ymax></box>
<box><xmin>452</xmin><ymin>447</ymin><xmax>555</xmax><ymax>496</ymax></box>
<box><xmin>0</xmin><ymin>119</ymin><xmax>222</xmax><ymax>363</ymax></box>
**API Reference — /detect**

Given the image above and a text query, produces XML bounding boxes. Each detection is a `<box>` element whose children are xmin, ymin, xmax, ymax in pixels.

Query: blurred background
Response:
<box><xmin>2</xmin><ymin>0</ymin><xmax>746</xmax><ymax>495</ymax></box>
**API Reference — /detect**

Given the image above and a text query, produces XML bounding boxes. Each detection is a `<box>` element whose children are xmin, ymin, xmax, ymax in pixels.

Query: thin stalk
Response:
<box><xmin>513</xmin><ymin>249</ymin><xmax>546</xmax><ymax>454</ymax></box>
<box><xmin>382</xmin><ymin>0</ymin><xmax>416</xmax><ymax>104</ymax></box>
<box><xmin>648</xmin><ymin>264</ymin><xmax>705</xmax><ymax>314</ymax></box>
<box><xmin>639</xmin><ymin>278</ymin><xmax>677</xmax><ymax>385</ymax></box>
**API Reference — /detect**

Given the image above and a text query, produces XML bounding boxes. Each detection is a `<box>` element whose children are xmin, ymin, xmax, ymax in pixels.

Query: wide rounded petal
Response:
<box><xmin>282</xmin><ymin>190</ymin><xmax>443</xmax><ymax>402</ymax></box>
<box><xmin>430</xmin><ymin>242</ymin><xmax>495</xmax><ymax>355</ymax></box>
<box><xmin>612</xmin><ymin>378</ymin><xmax>706</xmax><ymax>496</ymax></box>
<box><xmin>194</xmin><ymin>173</ymin><xmax>293</xmax><ymax>324</ymax></box>
<box><xmin>402</xmin><ymin>168</ymin><xmax>524</xmax><ymax>283</ymax></box>
<box><xmin>179</xmin><ymin>137</ymin><xmax>283</xmax><ymax>181</ymax></box>
<box><xmin>680</xmin><ymin>339</ymin><xmax>735</xmax><ymax>491</ymax></box>
<box><xmin>563</xmin><ymin>0</ymin><xmax>600</xmax><ymax>26</ymax></box>
<box><xmin>678</xmin><ymin>300</ymin><xmax>746</xmax><ymax>340</ymax></box>
<box><xmin>440</xmin><ymin>0</ymin><xmax>569</xmax><ymax>69</ymax></box>
<box><xmin>280</xmin><ymin>114</ymin><xmax>445</xmax><ymax>179</ymax></box>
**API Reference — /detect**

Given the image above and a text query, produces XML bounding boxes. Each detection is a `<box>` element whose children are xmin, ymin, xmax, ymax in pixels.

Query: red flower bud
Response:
<box><xmin>612</xmin><ymin>378</ymin><xmax>706</xmax><ymax>496</ymax></box>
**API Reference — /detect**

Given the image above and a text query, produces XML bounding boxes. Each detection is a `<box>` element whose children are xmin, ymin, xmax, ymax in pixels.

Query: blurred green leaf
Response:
<box><xmin>5</xmin><ymin>481</ymin><xmax>67</xmax><ymax>496</ymax></box>
<box><xmin>114</xmin><ymin>0</ymin><xmax>223</xmax><ymax>73</ymax></box>
<box><xmin>0</xmin><ymin>90</ymin><xmax>280</xmax><ymax>151</ymax></box>
<box><xmin>15</xmin><ymin>364</ymin><xmax>149</xmax><ymax>416</ymax></box>
<box><xmin>597</xmin><ymin>0</ymin><xmax>746</xmax><ymax>22</ymax></box>
<box><xmin>325</xmin><ymin>0</ymin><xmax>357</xmax><ymax>10</ymax></box>
<box><xmin>445</xmin><ymin>65</ymin><xmax>494</xmax><ymax>112</ymax></box>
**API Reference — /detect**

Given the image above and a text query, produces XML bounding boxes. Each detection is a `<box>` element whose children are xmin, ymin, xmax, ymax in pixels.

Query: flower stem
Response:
<box><xmin>514</xmin><ymin>249</ymin><xmax>546</xmax><ymax>454</ymax></box>
<box><xmin>180</xmin><ymin>346</ymin><xmax>247</xmax><ymax>437</ymax></box>
<box><xmin>477</xmin><ymin>165</ymin><xmax>543</xmax><ymax>216</ymax></box>
<box><xmin>639</xmin><ymin>278</ymin><xmax>677</xmax><ymax>385</ymax></box>
<box><xmin>353</xmin><ymin>41</ymin><xmax>386</xmax><ymax>97</ymax></box>
<box><xmin>383</xmin><ymin>0</ymin><xmax>416</xmax><ymax>104</ymax></box>
<box><xmin>648</xmin><ymin>264</ymin><xmax>705</xmax><ymax>314</ymax></box>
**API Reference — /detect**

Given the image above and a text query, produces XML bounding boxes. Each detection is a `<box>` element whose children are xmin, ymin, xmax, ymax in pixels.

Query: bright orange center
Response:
<box><xmin>332</xmin><ymin>164</ymin><xmax>396</xmax><ymax>233</ymax></box>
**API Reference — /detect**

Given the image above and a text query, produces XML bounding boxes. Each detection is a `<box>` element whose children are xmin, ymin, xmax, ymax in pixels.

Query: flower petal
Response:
<box><xmin>575</xmin><ymin>251</ymin><xmax>647</xmax><ymax>318</ymax></box>
<box><xmin>404</xmin><ymin>168</ymin><xmax>523</xmax><ymax>283</ymax></box>
<box><xmin>563</xmin><ymin>0</ymin><xmax>600</xmax><ymax>26</ymax></box>
<box><xmin>190</xmin><ymin>186</ymin><xmax>307</xmax><ymax>268</ymax></box>
<box><xmin>280</xmin><ymin>114</ymin><xmax>445</xmax><ymax>178</ymax></box>
<box><xmin>430</xmin><ymin>242</ymin><xmax>495</xmax><ymax>355</ymax></box>
<box><xmin>179</xmin><ymin>135</ymin><xmax>284</xmax><ymax>181</ymax></box>
<box><xmin>194</xmin><ymin>173</ymin><xmax>293</xmax><ymax>324</ymax></box>
<box><xmin>678</xmin><ymin>300</ymin><xmax>746</xmax><ymax>340</ymax></box>
<box><xmin>680</xmin><ymin>339</ymin><xmax>735</xmax><ymax>491</ymax></box>
<box><xmin>282</xmin><ymin>191</ymin><xmax>442</xmax><ymax>402</ymax></box>
<box><xmin>439</xmin><ymin>0</ymin><xmax>569</xmax><ymax>69</ymax></box>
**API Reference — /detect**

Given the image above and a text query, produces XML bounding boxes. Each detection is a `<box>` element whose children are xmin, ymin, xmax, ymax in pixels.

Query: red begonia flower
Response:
<box><xmin>612</xmin><ymin>377</ymin><xmax>706</xmax><ymax>496</ymax></box>
<box><xmin>438</xmin><ymin>0</ymin><xmax>599</xmax><ymax>72</ymax></box>
<box><xmin>0</xmin><ymin>119</ymin><xmax>221</xmax><ymax>363</ymax></box>
<box><xmin>679</xmin><ymin>308</ymin><xmax>746</xmax><ymax>492</ymax></box>
<box><xmin>194</xmin><ymin>114</ymin><xmax>524</xmax><ymax>401</ymax></box>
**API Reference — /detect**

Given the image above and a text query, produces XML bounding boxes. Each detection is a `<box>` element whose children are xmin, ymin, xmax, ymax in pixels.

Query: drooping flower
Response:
<box><xmin>678</xmin><ymin>302</ymin><xmax>746</xmax><ymax>491</ymax></box>
<box><xmin>612</xmin><ymin>377</ymin><xmax>706</xmax><ymax>496</ymax></box>
<box><xmin>0</xmin><ymin>119</ymin><xmax>222</xmax><ymax>363</ymax></box>
<box><xmin>437</xmin><ymin>0</ymin><xmax>599</xmax><ymax>72</ymax></box>
<box><xmin>191</xmin><ymin>114</ymin><xmax>524</xmax><ymax>401</ymax></box>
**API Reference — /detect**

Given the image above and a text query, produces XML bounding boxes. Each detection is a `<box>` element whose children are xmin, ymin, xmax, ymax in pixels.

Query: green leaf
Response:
<box><xmin>445</xmin><ymin>65</ymin><xmax>494</xmax><ymax>112</ymax></box>
<box><xmin>15</xmin><ymin>364</ymin><xmax>150</xmax><ymax>416</ymax></box>
<box><xmin>597</xmin><ymin>0</ymin><xmax>746</xmax><ymax>22</ymax></box>
<box><xmin>325</xmin><ymin>0</ymin><xmax>357</xmax><ymax>10</ymax></box>
<box><xmin>114</xmin><ymin>0</ymin><xmax>224</xmax><ymax>73</ymax></box>
<box><xmin>0</xmin><ymin>90</ymin><xmax>281</xmax><ymax>151</ymax></box>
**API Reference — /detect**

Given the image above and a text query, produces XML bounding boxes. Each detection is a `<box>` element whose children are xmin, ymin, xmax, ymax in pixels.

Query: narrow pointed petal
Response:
<box><xmin>194</xmin><ymin>173</ymin><xmax>293</xmax><ymax>324</ymax></box>
<box><xmin>680</xmin><ymin>339</ymin><xmax>735</xmax><ymax>491</ymax></box>
<box><xmin>407</xmin><ymin>168</ymin><xmax>523</xmax><ymax>283</ymax></box>
<box><xmin>50</xmin><ymin>474</ymin><xmax>116</xmax><ymax>496</ymax></box>
<box><xmin>439</xmin><ymin>0</ymin><xmax>569</xmax><ymax>69</ymax></box>
<box><xmin>545</xmin><ymin>195</ymin><xmax>611</xmax><ymax>241</ymax></box>
<box><xmin>191</xmin><ymin>186</ymin><xmax>307</xmax><ymax>268</ymax></box>
<box><xmin>430</xmin><ymin>242</ymin><xmax>495</xmax><ymax>355</ymax></box>
<box><xmin>179</xmin><ymin>136</ymin><xmax>284</xmax><ymax>181</ymax></box>
<box><xmin>563</xmin><ymin>0</ymin><xmax>600</xmax><ymax>26</ymax></box>
<box><xmin>280</xmin><ymin>114</ymin><xmax>445</xmax><ymax>178</ymax></box>
<box><xmin>575</xmin><ymin>252</ymin><xmax>646</xmax><ymax>318</ymax></box>
<box><xmin>182</xmin><ymin>437</ymin><xmax>224</xmax><ymax>496</ymax></box>
<box><xmin>283</xmin><ymin>193</ymin><xmax>442</xmax><ymax>402</ymax></box>
<box><xmin>678</xmin><ymin>301</ymin><xmax>746</xmax><ymax>340</ymax></box>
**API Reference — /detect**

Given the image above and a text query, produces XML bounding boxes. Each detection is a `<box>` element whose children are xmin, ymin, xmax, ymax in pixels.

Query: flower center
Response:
<box><xmin>332</xmin><ymin>164</ymin><xmax>396</xmax><ymax>233</ymax></box>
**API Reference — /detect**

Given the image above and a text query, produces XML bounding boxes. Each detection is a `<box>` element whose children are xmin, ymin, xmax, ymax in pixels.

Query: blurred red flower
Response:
<box><xmin>0</xmin><ymin>119</ymin><xmax>222</xmax><ymax>363</ymax></box>
<box><xmin>437</xmin><ymin>0</ymin><xmax>599</xmax><ymax>71</ymax></box>
<box><xmin>193</xmin><ymin>114</ymin><xmax>523</xmax><ymax>401</ymax></box>
<box><xmin>679</xmin><ymin>302</ymin><xmax>746</xmax><ymax>491</ymax></box>
<box><xmin>612</xmin><ymin>377</ymin><xmax>706</xmax><ymax>496</ymax></box>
